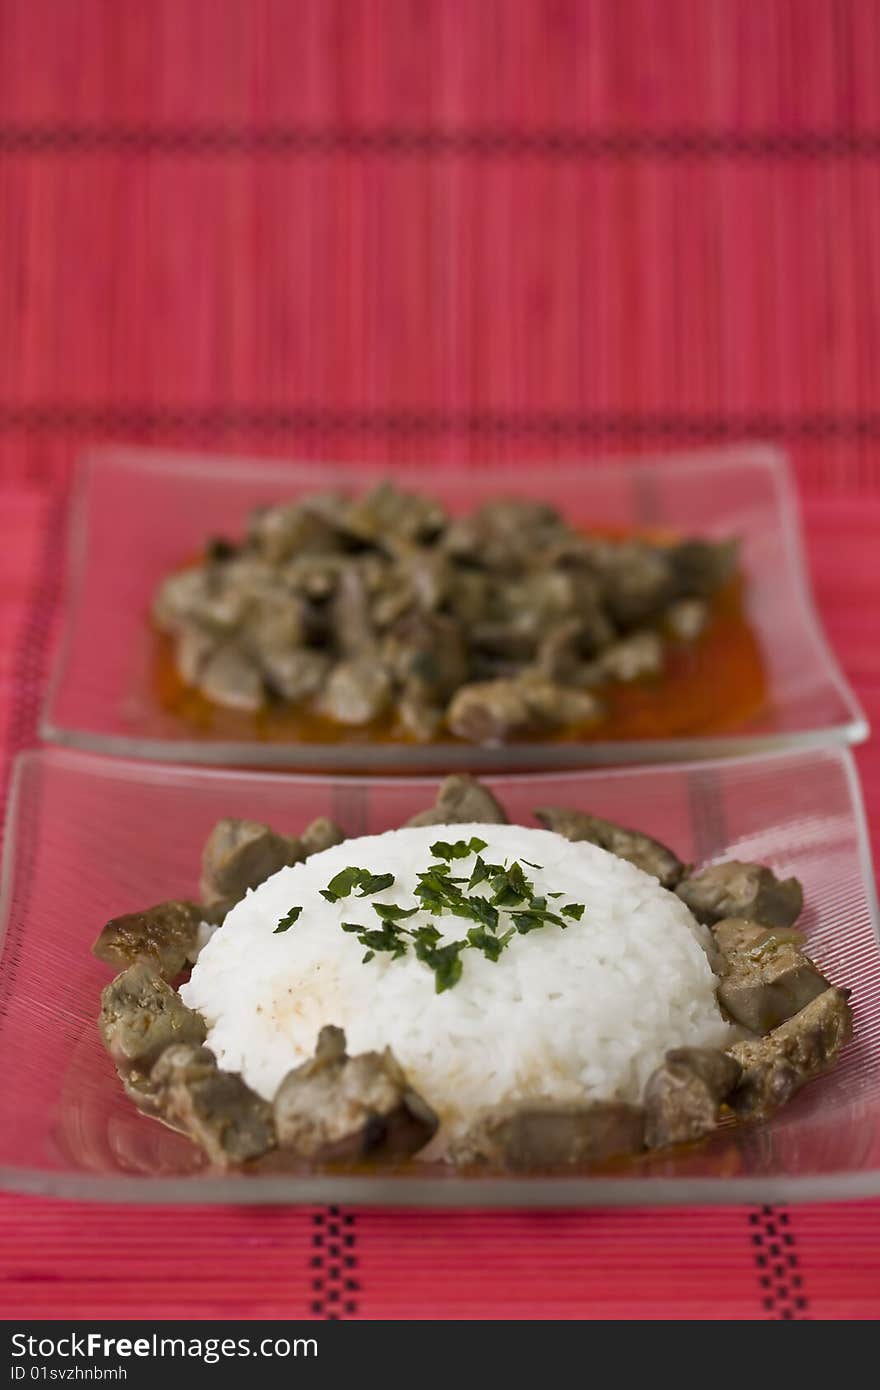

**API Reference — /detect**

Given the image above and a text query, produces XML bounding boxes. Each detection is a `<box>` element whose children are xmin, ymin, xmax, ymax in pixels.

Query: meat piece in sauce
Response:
<box><xmin>383</xmin><ymin>610</ymin><xmax>469</xmax><ymax>741</ymax></box>
<box><xmin>447</xmin><ymin>673</ymin><xmax>601</xmax><ymax>744</ymax></box>
<box><xmin>319</xmin><ymin>657</ymin><xmax>393</xmax><ymax>725</ymax></box>
<box><xmin>99</xmin><ymin>962</ymin><xmax>207</xmax><ymax>1074</ymax></box>
<box><xmin>198</xmin><ymin>642</ymin><xmax>265</xmax><ymax>713</ymax></box>
<box><xmin>442</xmin><ymin>499</ymin><xmax>565</xmax><ymax>571</ymax></box>
<box><xmin>452</xmin><ymin>1099</ymin><xmax>645</xmax><ymax>1171</ymax></box>
<box><xmin>643</xmin><ymin>1047</ymin><xmax>742</xmax><ymax>1148</ymax></box>
<box><xmin>151</xmin><ymin>1044</ymin><xmax>275</xmax><ymax>1166</ymax></box>
<box><xmin>200</xmin><ymin>818</ymin><xmax>303</xmax><ymax>908</ymax></box>
<box><xmin>93</xmin><ymin>900</ymin><xmax>202</xmax><ymax>980</ymax></box>
<box><xmin>598</xmin><ymin>629</ymin><xmax>664</xmax><ymax>683</ymax></box>
<box><xmin>713</xmin><ymin>918</ymin><xmax>830</xmax><ymax>1033</ymax></box>
<box><xmin>676</xmin><ymin>860</ymin><xmax>803</xmax><ymax>929</ymax></box>
<box><xmin>534</xmin><ymin>807</ymin><xmax>684</xmax><ymax>889</ymax></box>
<box><xmin>384</xmin><ymin>612</ymin><xmax>468</xmax><ymax>707</ymax></box>
<box><xmin>173</xmin><ymin>623</ymin><xmax>219</xmax><ymax>687</ymax></box>
<box><xmin>406</xmin><ymin>773</ymin><xmax>508</xmax><ymax>828</ymax></box>
<box><xmin>337</xmin><ymin>481</ymin><xmax>447</xmax><ymax>548</ymax></box>
<box><xmin>260</xmin><ymin>647</ymin><xmax>329</xmax><ymax>704</ymax></box>
<box><xmin>301</xmin><ymin>817</ymin><xmax>347</xmax><ymax>857</ymax></box>
<box><xmin>665</xmin><ymin>597</ymin><xmax>709</xmax><ymax>643</ymax></box>
<box><xmin>599</xmin><ymin>542</ymin><xmax>676</xmax><ymax>626</ymax></box>
<box><xmin>248</xmin><ymin>499</ymin><xmax>346</xmax><ymax>564</ymax></box>
<box><xmin>273</xmin><ymin>1026</ymin><xmax>438</xmax><ymax>1162</ymax></box>
<box><xmin>670</xmin><ymin>538</ymin><xmax>738</xmax><ymax>599</ymax></box>
<box><xmin>727</xmin><ymin>987</ymin><xmax>853</xmax><ymax>1120</ymax></box>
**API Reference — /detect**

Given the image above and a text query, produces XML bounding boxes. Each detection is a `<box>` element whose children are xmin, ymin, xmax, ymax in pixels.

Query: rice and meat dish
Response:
<box><xmin>152</xmin><ymin>482</ymin><xmax>740</xmax><ymax>744</ymax></box>
<box><xmin>93</xmin><ymin>775</ymin><xmax>852</xmax><ymax>1173</ymax></box>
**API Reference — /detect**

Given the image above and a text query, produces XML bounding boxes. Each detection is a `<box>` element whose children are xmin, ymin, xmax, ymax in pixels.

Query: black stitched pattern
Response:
<box><xmin>1</xmin><ymin>403</ymin><xmax>880</xmax><ymax>441</ymax></box>
<box><xmin>1</xmin><ymin>124</ymin><xmax>880</xmax><ymax>158</ymax></box>
<box><xmin>310</xmin><ymin>1207</ymin><xmax>359</xmax><ymax>1320</ymax></box>
<box><xmin>750</xmin><ymin>1206</ymin><xmax>808</xmax><ymax>1320</ymax></box>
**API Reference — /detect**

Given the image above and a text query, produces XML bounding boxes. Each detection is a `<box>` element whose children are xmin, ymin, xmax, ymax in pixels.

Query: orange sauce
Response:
<box><xmin>153</xmin><ymin>575</ymin><xmax>766</xmax><ymax>752</ymax></box>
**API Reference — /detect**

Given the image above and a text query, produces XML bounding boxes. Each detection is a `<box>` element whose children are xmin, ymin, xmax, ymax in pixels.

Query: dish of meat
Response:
<box><xmin>40</xmin><ymin>446</ymin><xmax>867</xmax><ymax>769</ymax></box>
<box><xmin>93</xmin><ymin>773</ymin><xmax>854</xmax><ymax>1175</ymax></box>
<box><xmin>151</xmin><ymin>481</ymin><xmax>757</xmax><ymax>747</ymax></box>
<box><xmin>1</xmin><ymin>746</ymin><xmax>877</xmax><ymax>1202</ymax></box>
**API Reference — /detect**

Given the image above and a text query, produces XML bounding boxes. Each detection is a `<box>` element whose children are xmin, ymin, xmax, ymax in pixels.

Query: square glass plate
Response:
<box><xmin>41</xmin><ymin>443</ymin><xmax>867</xmax><ymax>770</ymax></box>
<box><xmin>1</xmin><ymin>745</ymin><xmax>878</xmax><ymax>1206</ymax></box>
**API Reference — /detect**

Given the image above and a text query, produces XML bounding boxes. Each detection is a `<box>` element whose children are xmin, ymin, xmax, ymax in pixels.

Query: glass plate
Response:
<box><xmin>40</xmin><ymin>443</ymin><xmax>867</xmax><ymax>770</ymax></box>
<box><xmin>1</xmin><ymin>745</ymin><xmax>878</xmax><ymax>1206</ymax></box>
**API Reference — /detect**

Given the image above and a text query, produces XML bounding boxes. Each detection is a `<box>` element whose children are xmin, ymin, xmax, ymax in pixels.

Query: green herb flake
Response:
<box><xmin>562</xmin><ymin>903</ymin><xmax>585</xmax><ymax>921</ymax></box>
<box><xmin>372</xmin><ymin>903</ymin><xmax>420</xmax><ymax>922</ymax></box>
<box><xmin>321</xmin><ymin>865</ymin><xmax>367</xmax><ymax>902</ymax></box>
<box><xmin>273</xmin><ymin>906</ymin><xmax>302</xmax><ymax>933</ymax></box>
<box><xmin>355</xmin><ymin>871</ymin><xmax>396</xmax><ymax>897</ymax></box>
<box><xmin>430</xmin><ymin>839</ymin><xmax>474</xmax><ymax>862</ymax></box>
<box><xmin>412</xmin><ymin>937</ymin><xmax>466</xmax><ymax>994</ymax></box>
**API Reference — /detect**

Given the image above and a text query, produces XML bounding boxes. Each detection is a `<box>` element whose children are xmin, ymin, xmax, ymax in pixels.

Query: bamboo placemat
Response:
<box><xmin>1</xmin><ymin>0</ymin><xmax>879</xmax><ymax>1319</ymax></box>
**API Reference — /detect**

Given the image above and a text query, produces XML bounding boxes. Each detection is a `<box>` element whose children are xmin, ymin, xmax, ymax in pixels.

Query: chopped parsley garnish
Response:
<box><xmin>429</xmin><ymin>836</ymin><xmax>489</xmax><ymax>861</ymax></box>
<box><xmin>281</xmin><ymin>838</ymin><xmax>586</xmax><ymax>991</ymax></box>
<box><xmin>320</xmin><ymin>866</ymin><xmax>396</xmax><ymax>901</ymax></box>
<box><xmin>373</xmin><ymin>903</ymin><xmax>420</xmax><ymax>922</ymax></box>
<box><xmin>273</xmin><ymin>905</ymin><xmax>302</xmax><ymax>933</ymax></box>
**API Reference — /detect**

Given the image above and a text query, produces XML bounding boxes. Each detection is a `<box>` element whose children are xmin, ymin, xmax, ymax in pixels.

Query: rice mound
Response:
<box><xmin>181</xmin><ymin>823</ymin><xmax>731</xmax><ymax>1154</ymax></box>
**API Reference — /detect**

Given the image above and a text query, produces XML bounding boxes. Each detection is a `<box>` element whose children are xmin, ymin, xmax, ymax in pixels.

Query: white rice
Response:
<box><xmin>181</xmin><ymin>823</ymin><xmax>731</xmax><ymax>1155</ymax></box>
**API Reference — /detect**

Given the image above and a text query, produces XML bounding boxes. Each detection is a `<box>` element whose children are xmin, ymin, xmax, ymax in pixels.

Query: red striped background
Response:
<box><xmin>1</xmin><ymin>0</ymin><xmax>880</xmax><ymax>1319</ymax></box>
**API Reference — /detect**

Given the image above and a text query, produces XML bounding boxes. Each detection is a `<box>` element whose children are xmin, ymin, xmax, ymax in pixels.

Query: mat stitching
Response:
<box><xmin>310</xmin><ymin>1207</ymin><xmax>359</xmax><ymax>1320</ymax></box>
<box><xmin>2</xmin><ymin>124</ymin><xmax>880</xmax><ymax>158</ymax></box>
<box><xmin>749</xmin><ymin>1206</ymin><xmax>808</xmax><ymax>1320</ymax></box>
<box><xmin>2</xmin><ymin>405</ymin><xmax>880</xmax><ymax>440</ymax></box>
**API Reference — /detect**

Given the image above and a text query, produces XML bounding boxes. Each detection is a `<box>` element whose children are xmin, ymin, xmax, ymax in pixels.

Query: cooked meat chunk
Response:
<box><xmin>599</xmin><ymin>630</ymin><xmax>664</xmax><ymax>683</ymax></box>
<box><xmin>713</xmin><ymin>918</ymin><xmax>829</xmax><ymax>1032</ymax></box>
<box><xmin>260</xmin><ymin>646</ymin><xmax>329</xmax><ymax>703</ymax></box>
<box><xmin>447</xmin><ymin>674</ymin><xmax>600</xmax><ymax>744</ymax></box>
<box><xmin>670</xmin><ymin>538</ymin><xmax>738</xmax><ymax>599</ymax></box>
<box><xmin>397</xmin><ymin>691</ymin><xmax>445</xmax><ymax>741</ymax></box>
<box><xmin>442</xmin><ymin>499</ymin><xmax>565</xmax><ymax>570</ymax></box>
<box><xmin>151</xmin><ymin>1044</ymin><xmax>275</xmax><ymax>1165</ymax></box>
<box><xmin>383</xmin><ymin>612</ymin><xmax>469</xmax><ymax>707</ymax></box>
<box><xmin>122</xmin><ymin>1067</ymin><xmax>161</xmax><ymax>1116</ymax></box>
<box><xmin>406</xmin><ymin>773</ymin><xmax>508</xmax><ymax>828</ymax></box>
<box><xmin>200</xmin><ymin>818</ymin><xmax>303</xmax><ymax>908</ymax></box>
<box><xmin>301</xmin><ymin>817</ymin><xmax>347</xmax><ymax>857</ymax></box>
<box><xmin>452</xmin><ymin>1100</ymin><xmax>644</xmax><ymax>1171</ymax></box>
<box><xmin>643</xmin><ymin>1047</ymin><xmax>742</xmax><ymax>1148</ymax></box>
<box><xmin>173</xmin><ymin>623</ymin><xmax>219</xmax><ymax>686</ymax></box>
<box><xmin>676</xmin><ymin>860</ymin><xmax>803</xmax><ymax>928</ymax></box>
<box><xmin>99</xmin><ymin>963</ymin><xmax>206</xmax><ymax>1074</ymax></box>
<box><xmin>273</xmin><ymin>1026</ymin><xmax>438</xmax><ymax>1162</ymax></box>
<box><xmin>728</xmin><ymin>987</ymin><xmax>853</xmax><ymax>1120</ymax></box>
<box><xmin>248</xmin><ymin>500</ymin><xmax>345</xmax><ymax>564</ymax></box>
<box><xmin>665</xmin><ymin>597</ymin><xmax>709</xmax><ymax>642</ymax></box>
<box><xmin>198</xmin><ymin>643</ymin><xmax>264</xmax><ymax>712</ymax></box>
<box><xmin>331</xmin><ymin>564</ymin><xmax>377</xmax><ymax>655</ymax></box>
<box><xmin>93</xmin><ymin>900</ymin><xmax>201</xmax><ymax>980</ymax></box>
<box><xmin>534</xmin><ymin>807</ymin><xmax>683</xmax><ymax>888</ymax></box>
<box><xmin>600</xmin><ymin>542</ymin><xmax>675</xmax><ymax>626</ymax></box>
<box><xmin>153</xmin><ymin>568</ymin><xmax>245</xmax><ymax>635</ymax></box>
<box><xmin>319</xmin><ymin>658</ymin><xmax>393</xmax><ymax>725</ymax></box>
<box><xmin>340</xmin><ymin>481</ymin><xmax>447</xmax><ymax>547</ymax></box>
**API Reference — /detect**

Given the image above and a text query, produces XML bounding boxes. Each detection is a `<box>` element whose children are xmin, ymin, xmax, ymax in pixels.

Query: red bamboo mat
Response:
<box><xmin>2</xmin><ymin>0</ymin><xmax>880</xmax><ymax>1320</ymax></box>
